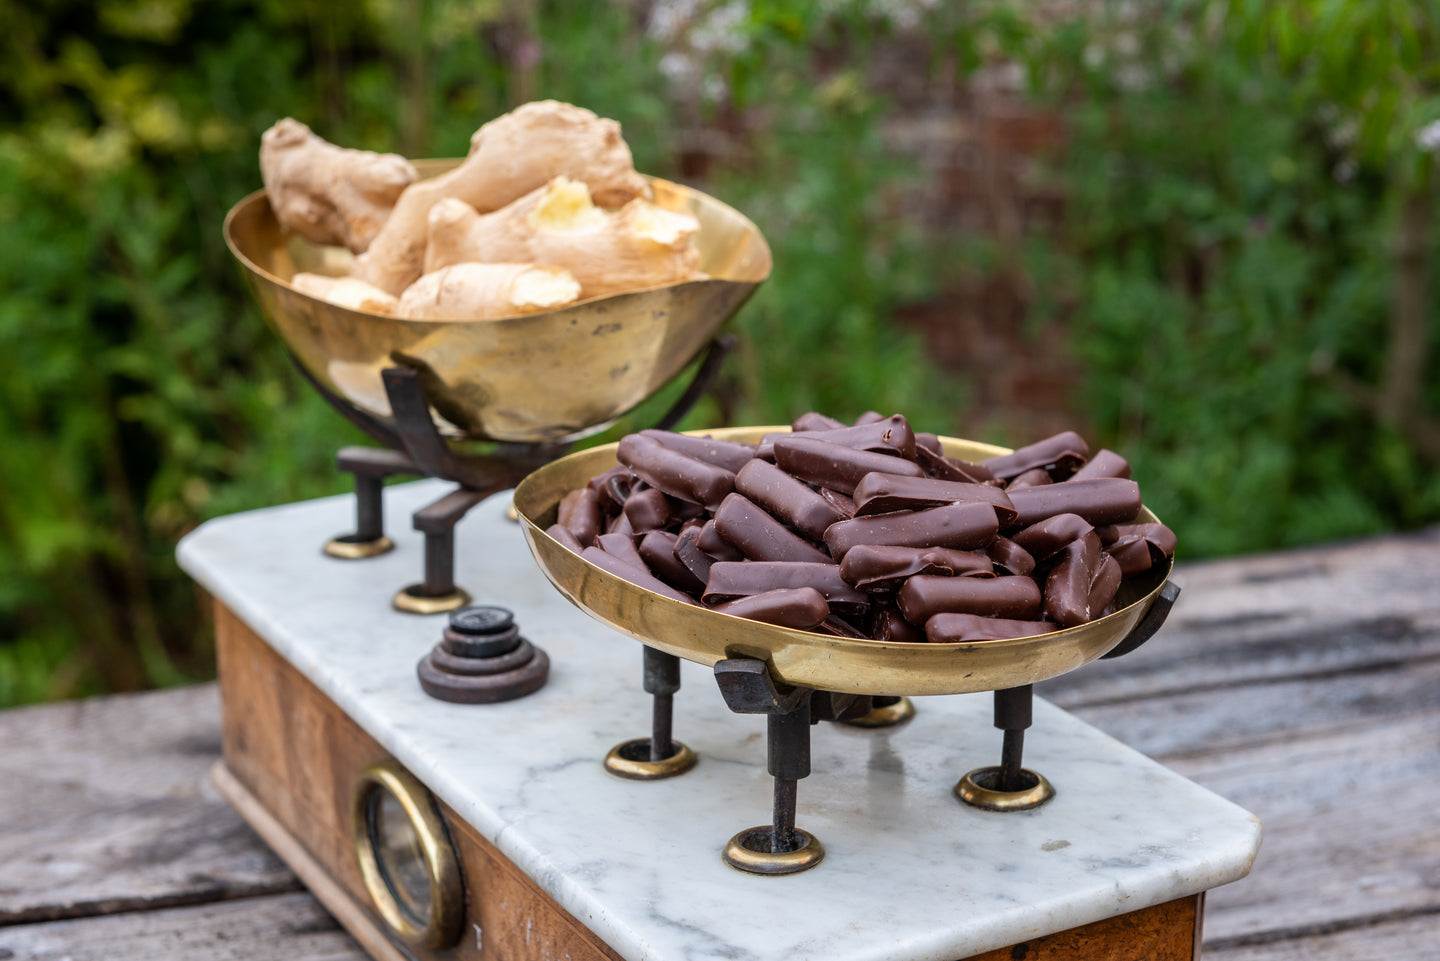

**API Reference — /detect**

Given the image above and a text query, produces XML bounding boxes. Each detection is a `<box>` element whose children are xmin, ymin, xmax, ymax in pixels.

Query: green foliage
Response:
<box><xmin>1014</xmin><ymin>2</ymin><xmax>1440</xmax><ymax>556</ymax></box>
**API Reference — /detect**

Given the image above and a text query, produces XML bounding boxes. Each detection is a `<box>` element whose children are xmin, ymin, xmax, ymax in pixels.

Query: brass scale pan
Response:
<box><xmin>514</xmin><ymin>428</ymin><xmax>1173</xmax><ymax>697</ymax></box>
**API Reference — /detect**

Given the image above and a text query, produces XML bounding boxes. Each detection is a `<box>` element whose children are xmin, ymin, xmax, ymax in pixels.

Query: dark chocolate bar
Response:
<box><xmin>638</xmin><ymin>429</ymin><xmax>756</xmax><ymax>473</ymax></box>
<box><xmin>595</xmin><ymin>531</ymin><xmax>646</xmax><ymax>572</ymax></box>
<box><xmin>988</xmin><ymin>536</ymin><xmax>1036</xmax><ymax>576</ymax></box>
<box><xmin>1103</xmin><ymin>522</ymin><xmax>1177</xmax><ymax>576</ymax></box>
<box><xmin>580</xmin><ymin>545</ymin><xmax>699</xmax><ymax>605</ymax></box>
<box><xmin>711</xmin><ymin>587</ymin><xmax>831</xmax><ymax>629</ymax></box>
<box><xmin>1070</xmin><ymin>448</ymin><xmax>1131</xmax><ymax>481</ymax></box>
<box><xmin>1087</xmin><ymin>552</ymin><xmax>1123</xmax><ymax>619</ymax></box>
<box><xmin>823</xmin><ymin>501</ymin><xmax>999</xmax><ymax>561</ymax></box>
<box><xmin>838</xmin><ymin>544</ymin><xmax>993</xmax><ymax>591</ymax></box>
<box><xmin>621</xmin><ymin>487</ymin><xmax>672</xmax><ymax>534</ymax></box>
<box><xmin>697</xmin><ymin>519</ymin><xmax>746</xmax><ymax>561</ymax></box>
<box><xmin>897</xmin><ymin>574</ymin><xmax>1044</xmax><ymax>624</ymax></box>
<box><xmin>703</xmin><ymin>561</ymin><xmax>869</xmax><ymax>613</ymax></box>
<box><xmin>792</xmin><ymin>411</ymin><xmax>847</xmax><ymax>431</ymax></box>
<box><xmin>617</xmin><ymin>433</ymin><xmax>736</xmax><ymax>509</ymax></box>
<box><xmin>771</xmin><ymin>434</ymin><xmax>924</xmax><ymax>495</ymax></box>
<box><xmin>674</xmin><ymin>525</ymin><xmax>716</xmax><ymax>585</ymax></box>
<box><xmin>1042</xmin><ymin>530</ymin><xmax>1101</xmax><ymax>627</ymax></box>
<box><xmin>1006</xmin><ymin>478</ymin><xmax>1142</xmax><ymax>527</ymax></box>
<box><xmin>545</xmin><ymin>523</ymin><xmax>584</xmax><ymax>555</ymax></box>
<box><xmin>759</xmin><ymin>415</ymin><xmax>915</xmax><ymax>461</ymax></box>
<box><xmin>557</xmin><ymin>487</ymin><xmax>602</xmax><ymax>547</ymax></box>
<box><xmin>851</xmin><ymin>473</ymin><xmax>1017</xmax><ymax>524</ymax></box>
<box><xmin>639</xmin><ymin>530</ymin><xmax>706</xmax><ymax>595</ymax></box>
<box><xmin>1006</xmin><ymin>468</ymin><xmax>1053</xmax><ymax>491</ymax></box>
<box><xmin>1010</xmin><ymin>512</ymin><xmax>1094</xmax><ymax>563</ymax></box>
<box><xmin>734</xmin><ymin>458</ymin><xmax>846</xmax><ymax>540</ymax></box>
<box><xmin>925</xmin><ymin>613</ymin><xmax>1058</xmax><ymax>642</ymax></box>
<box><xmin>982</xmin><ymin>430</ymin><xmax>1090</xmax><ymax>481</ymax></box>
<box><xmin>713</xmin><ymin>493</ymin><xmax>832</xmax><ymax>564</ymax></box>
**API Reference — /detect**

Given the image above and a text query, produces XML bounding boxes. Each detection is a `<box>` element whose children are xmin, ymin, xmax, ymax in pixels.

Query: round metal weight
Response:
<box><xmin>393</xmin><ymin>585</ymin><xmax>471</xmax><ymax>615</ymax></box>
<box><xmin>722</xmin><ymin>826</ymin><xmax>825</xmax><ymax>876</ymax></box>
<box><xmin>416</xmin><ymin>646</ymin><xmax>549</xmax><ymax>704</ymax></box>
<box><xmin>602</xmin><ymin>738</ymin><xmax>697</xmax><ymax>780</ymax></box>
<box><xmin>836</xmin><ymin>696</ymin><xmax>916</xmax><ymax>729</ymax></box>
<box><xmin>954</xmin><ymin>766</ymin><xmax>1055</xmax><ymax>812</ymax></box>
<box><xmin>427</xmin><ymin>640</ymin><xmax>537</xmax><ymax>677</ymax></box>
<box><xmin>324</xmin><ymin>534</ymin><xmax>395</xmax><ymax>560</ymax></box>
<box><xmin>350</xmin><ymin>761</ymin><xmax>465</xmax><ymax>950</ymax></box>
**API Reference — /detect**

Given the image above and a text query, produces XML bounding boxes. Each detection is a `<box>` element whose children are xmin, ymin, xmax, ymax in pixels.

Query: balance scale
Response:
<box><xmin>178</xmin><ymin>479</ymin><xmax>1259</xmax><ymax>961</ymax></box>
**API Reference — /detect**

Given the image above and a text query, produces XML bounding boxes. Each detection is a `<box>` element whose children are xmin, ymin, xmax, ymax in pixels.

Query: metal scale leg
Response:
<box><xmin>956</xmin><ymin>580</ymin><xmax>1183</xmax><ymax>812</ymax></box>
<box><xmin>954</xmin><ymin>684</ymin><xmax>1055</xmax><ymax>811</ymax></box>
<box><xmin>713</xmin><ymin>659</ymin><xmax>828</xmax><ymax>875</ymax></box>
<box><xmin>604</xmin><ymin>647</ymin><xmax>698</xmax><ymax>779</ymax></box>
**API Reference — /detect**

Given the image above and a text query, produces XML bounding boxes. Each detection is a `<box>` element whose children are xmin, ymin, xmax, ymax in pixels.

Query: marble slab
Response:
<box><xmin>178</xmin><ymin>480</ymin><xmax>1260</xmax><ymax>961</ymax></box>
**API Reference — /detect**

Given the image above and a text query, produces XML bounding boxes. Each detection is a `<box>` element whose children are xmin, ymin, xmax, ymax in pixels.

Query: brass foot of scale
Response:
<box><xmin>955</xmin><ymin>684</ymin><xmax>1056</xmax><ymax>812</ymax></box>
<box><xmin>604</xmin><ymin>646</ymin><xmax>697</xmax><ymax>780</ymax></box>
<box><xmin>837</xmin><ymin>695</ymin><xmax>916</xmax><ymax>729</ymax></box>
<box><xmin>722</xmin><ymin>825</ymin><xmax>825</xmax><ymax>876</ymax></box>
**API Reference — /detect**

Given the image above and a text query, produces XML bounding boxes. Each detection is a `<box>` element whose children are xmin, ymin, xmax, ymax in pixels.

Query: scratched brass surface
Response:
<box><xmin>224</xmin><ymin>161</ymin><xmax>772</xmax><ymax>444</ymax></box>
<box><xmin>513</xmin><ymin>427</ymin><xmax>1172</xmax><ymax>696</ymax></box>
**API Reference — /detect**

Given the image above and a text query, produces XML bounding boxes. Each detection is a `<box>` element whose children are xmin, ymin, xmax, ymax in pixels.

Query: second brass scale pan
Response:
<box><xmin>514</xmin><ymin>428</ymin><xmax>1173</xmax><ymax>697</ymax></box>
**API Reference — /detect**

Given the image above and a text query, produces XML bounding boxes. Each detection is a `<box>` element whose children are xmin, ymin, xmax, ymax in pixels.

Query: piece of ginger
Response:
<box><xmin>291</xmin><ymin>272</ymin><xmax>400</xmax><ymax>315</ymax></box>
<box><xmin>423</xmin><ymin>177</ymin><xmax>704</xmax><ymax>300</ymax></box>
<box><xmin>260</xmin><ymin>119</ymin><xmax>417</xmax><ymax>253</ymax></box>
<box><xmin>349</xmin><ymin>100</ymin><xmax>650</xmax><ymax>295</ymax></box>
<box><xmin>396</xmin><ymin>262</ymin><xmax>582</xmax><ymax>320</ymax></box>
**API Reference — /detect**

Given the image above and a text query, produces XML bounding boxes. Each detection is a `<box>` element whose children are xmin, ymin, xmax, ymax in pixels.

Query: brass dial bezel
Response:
<box><xmin>351</xmin><ymin>760</ymin><xmax>465</xmax><ymax>949</ymax></box>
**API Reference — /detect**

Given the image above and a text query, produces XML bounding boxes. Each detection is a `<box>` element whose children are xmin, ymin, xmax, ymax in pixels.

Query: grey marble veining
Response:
<box><xmin>178</xmin><ymin>480</ymin><xmax>1260</xmax><ymax>961</ymax></box>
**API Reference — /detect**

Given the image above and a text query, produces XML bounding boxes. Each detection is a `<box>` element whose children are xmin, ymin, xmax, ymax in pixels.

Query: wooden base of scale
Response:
<box><xmin>212</xmin><ymin>602</ymin><xmax>1205</xmax><ymax>961</ymax></box>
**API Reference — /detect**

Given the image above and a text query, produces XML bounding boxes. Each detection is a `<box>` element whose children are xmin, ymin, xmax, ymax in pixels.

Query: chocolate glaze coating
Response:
<box><xmin>1071</xmin><ymin>448</ymin><xmax>1132</xmax><ymax>481</ymax></box>
<box><xmin>771</xmin><ymin>434</ymin><xmax>924</xmax><ymax>495</ymax></box>
<box><xmin>617</xmin><ymin>433</ymin><xmax>736</xmax><ymax>509</ymax></box>
<box><xmin>1043</xmin><ymin>530</ymin><xmax>1102</xmax><ymax>627</ymax></box>
<box><xmin>1006</xmin><ymin>478</ymin><xmax>1143</xmax><ymax>528</ymax></box>
<box><xmin>982</xmin><ymin>430</ymin><xmax>1090</xmax><ymax>481</ymax></box>
<box><xmin>824</xmin><ymin>501</ymin><xmax>999</xmax><ymax>561</ymax></box>
<box><xmin>838</xmin><ymin>544</ymin><xmax>993</xmax><ymax>591</ymax></box>
<box><xmin>711</xmin><ymin>587</ymin><xmax>831</xmax><ymax>629</ymax></box>
<box><xmin>734</xmin><ymin>458</ymin><xmax>845</xmax><ymax>541</ymax></box>
<box><xmin>851</xmin><ymin>472</ymin><xmax>1017</xmax><ymax>524</ymax></box>
<box><xmin>638</xmin><ymin>429</ymin><xmax>756</xmax><ymax>473</ymax></box>
<box><xmin>713</xmin><ymin>493</ymin><xmax>832</xmax><ymax>563</ymax></box>
<box><xmin>557</xmin><ymin>487</ymin><xmax>602</xmax><ymax>547</ymax></box>
<box><xmin>925</xmin><ymin>613</ymin><xmax>1059</xmax><ymax>643</ymax></box>
<box><xmin>704</xmin><ymin>560</ymin><xmax>869</xmax><ymax>613</ymax></box>
<box><xmin>1010</xmin><ymin>512</ymin><xmax>1094</xmax><ymax>563</ymax></box>
<box><xmin>639</xmin><ymin>530</ymin><xmax>706</xmax><ymax>595</ymax></box>
<box><xmin>580</xmin><ymin>545</ymin><xmax>698</xmax><ymax>605</ymax></box>
<box><xmin>898</xmin><ymin>574</ymin><xmax>1044</xmax><ymax>624</ymax></box>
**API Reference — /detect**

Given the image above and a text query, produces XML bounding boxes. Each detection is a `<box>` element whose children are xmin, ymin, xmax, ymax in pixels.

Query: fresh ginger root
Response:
<box><xmin>350</xmin><ymin>100</ymin><xmax>651</xmax><ymax>295</ymax></box>
<box><xmin>423</xmin><ymin>178</ymin><xmax>703</xmax><ymax>300</ymax></box>
<box><xmin>291</xmin><ymin>272</ymin><xmax>400</xmax><ymax>315</ymax></box>
<box><xmin>396</xmin><ymin>262</ymin><xmax>582</xmax><ymax>320</ymax></box>
<box><xmin>260</xmin><ymin>119</ymin><xmax>417</xmax><ymax>253</ymax></box>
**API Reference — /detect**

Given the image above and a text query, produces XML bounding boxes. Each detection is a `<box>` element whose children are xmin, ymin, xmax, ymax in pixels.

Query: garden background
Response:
<box><xmin>2</xmin><ymin>0</ymin><xmax>1437</xmax><ymax>706</ymax></box>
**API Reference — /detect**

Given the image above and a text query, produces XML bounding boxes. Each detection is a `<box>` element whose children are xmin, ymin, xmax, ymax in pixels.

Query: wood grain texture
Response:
<box><xmin>963</xmin><ymin>894</ymin><xmax>1198</xmax><ymax>961</ymax></box>
<box><xmin>0</xmin><ymin>891</ymin><xmax>365</xmax><ymax>961</ymax></box>
<box><xmin>0</xmin><ymin>684</ymin><xmax>300</xmax><ymax>925</ymax></box>
<box><xmin>215</xmin><ymin>603</ymin><xmax>626</xmax><ymax>961</ymax></box>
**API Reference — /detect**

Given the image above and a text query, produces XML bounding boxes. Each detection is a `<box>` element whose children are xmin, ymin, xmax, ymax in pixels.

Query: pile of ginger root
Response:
<box><xmin>259</xmin><ymin>100</ymin><xmax>706</xmax><ymax>320</ymax></box>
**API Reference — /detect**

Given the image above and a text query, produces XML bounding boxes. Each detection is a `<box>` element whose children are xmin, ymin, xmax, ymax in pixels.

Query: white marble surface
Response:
<box><xmin>178</xmin><ymin>480</ymin><xmax>1260</xmax><ymax>961</ymax></box>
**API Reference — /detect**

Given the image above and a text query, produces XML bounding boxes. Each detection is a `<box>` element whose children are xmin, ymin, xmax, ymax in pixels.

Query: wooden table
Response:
<box><xmin>2</xmin><ymin>525</ymin><xmax>1436</xmax><ymax>960</ymax></box>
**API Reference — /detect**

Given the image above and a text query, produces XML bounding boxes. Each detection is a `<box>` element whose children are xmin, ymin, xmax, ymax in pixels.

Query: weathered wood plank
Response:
<box><xmin>0</xmin><ymin>684</ymin><xmax>299</xmax><ymax>924</ymax></box>
<box><xmin>1204</xmin><ymin>909</ymin><xmax>1440</xmax><ymax>961</ymax></box>
<box><xmin>0</xmin><ymin>891</ymin><xmax>365</xmax><ymax>961</ymax></box>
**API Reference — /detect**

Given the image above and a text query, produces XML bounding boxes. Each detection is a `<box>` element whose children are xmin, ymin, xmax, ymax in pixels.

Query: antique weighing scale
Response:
<box><xmin>189</xmin><ymin>172</ymin><xmax>1261</xmax><ymax>961</ymax></box>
